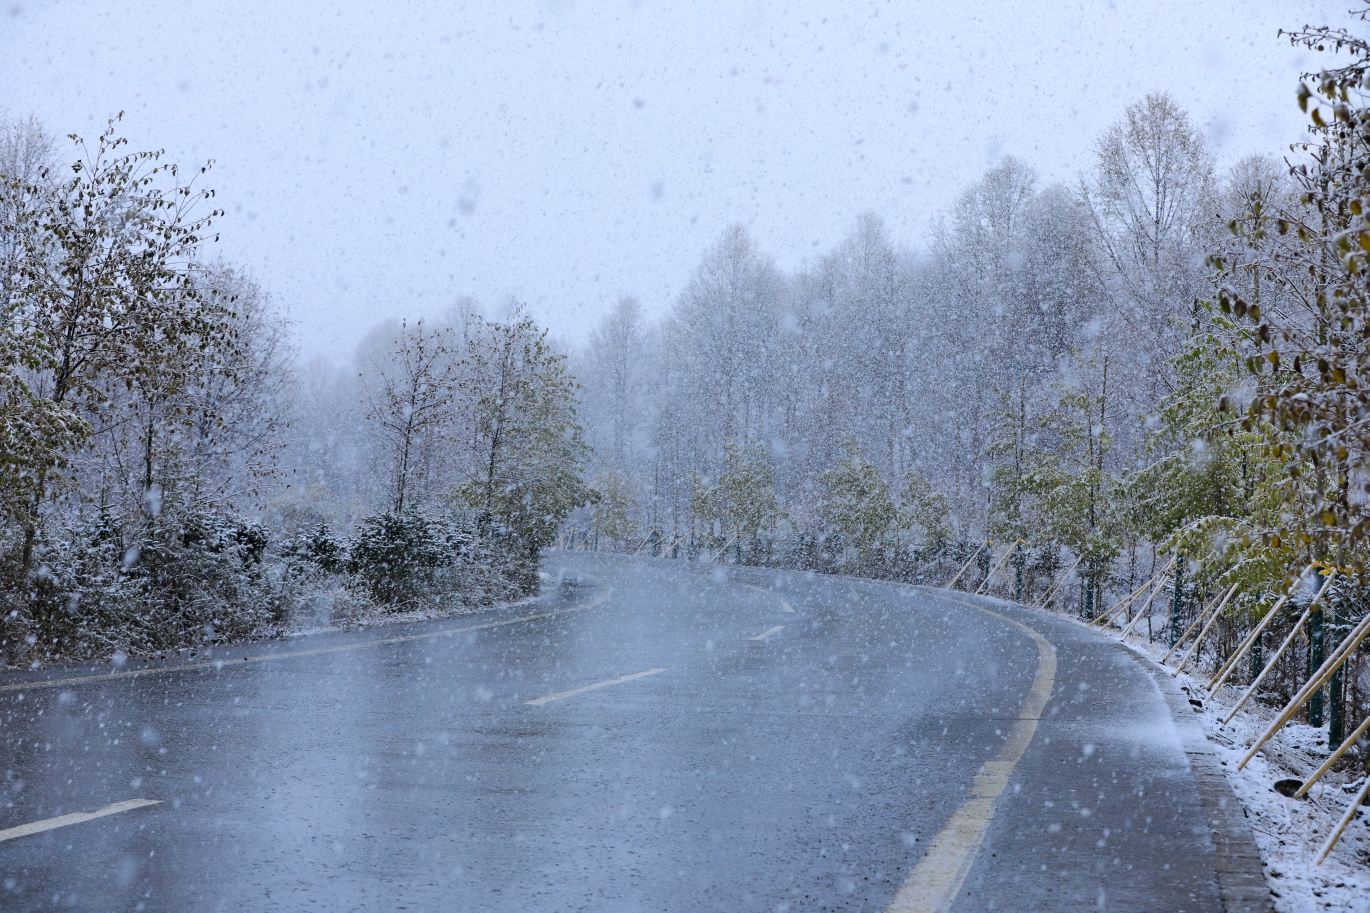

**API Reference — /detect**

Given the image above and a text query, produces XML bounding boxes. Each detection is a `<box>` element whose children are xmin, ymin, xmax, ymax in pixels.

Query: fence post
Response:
<box><xmin>1169</xmin><ymin>553</ymin><xmax>1185</xmax><ymax>648</ymax></box>
<box><xmin>977</xmin><ymin>542</ymin><xmax>991</xmax><ymax>592</ymax></box>
<box><xmin>1250</xmin><ymin>629</ymin><xmax>1263</xmax><ymax>682</ymax></box>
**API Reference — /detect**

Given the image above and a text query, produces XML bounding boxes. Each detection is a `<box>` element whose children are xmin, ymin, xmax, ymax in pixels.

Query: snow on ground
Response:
<box><xmin>1089</xmin><ymin>614</ymin><xmax>1370</xmax><ymax>913</ymax></box>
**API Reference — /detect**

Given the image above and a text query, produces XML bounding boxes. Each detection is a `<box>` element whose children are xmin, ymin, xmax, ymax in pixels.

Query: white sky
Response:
<box><xmin>2</xmin><ymin>1</ymin><xmax>1351</xmax><ymax>358</ymax></box>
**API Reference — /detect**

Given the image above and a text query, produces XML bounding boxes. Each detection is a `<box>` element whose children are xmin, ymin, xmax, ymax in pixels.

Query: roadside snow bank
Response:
<box><xmin>1114</xmin><ymin>627</ymin><xmax>1369</xmax><ymax>913</ymax></box>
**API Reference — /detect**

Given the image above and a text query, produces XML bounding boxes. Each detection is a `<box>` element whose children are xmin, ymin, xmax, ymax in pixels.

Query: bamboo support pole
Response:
<box><xmin>1161</xmin><ymin>588</ymin><xmax>1229</xmax><ymax>665</ymax></box>
<box><xmin>1295</xmin><ymin>714</ymin><xmax>1370</xmax><ymax>799</ymax></box>
<box><xmin>1239</xmin><ymin>609</ymin><xmax>1370</xmax><ymax>767</ymax></box>
<box><xmin>1208</xmin><ymin>573</ymin><xmax>1306</xmax><ymax>693</ymax></box>
<box><xmin>975</xmin><ymin>545</ymin><xmax>1016</xmax><ymax>596</ymax></box>
<box><xmin>1227</xmin><ymin>575</ymin><xmax>1331</xmax><ymax>723</ymax></box>
<box><xmin>666</xmin><ymin>533</ymin><xmax>690</xmax><ymax>558</ymax></box>
<box><xmin>1089</xmin><ymin>579</ymin><xmax>1142</xmax><ymax>628</ymax></box>
<box><xmin>1031</xmin><ymin>554</ymin><xmax>1081</xmax><ymax>610</ymax></box>
<box><xmin>1315</xmin><ymin>775</ymin><xmax>1370</xmax><ymax>864</ymax></box>
<box><xmin>1119</xmin><ymin>572</ymin><xmax>1173</xmax><ymax>640</ymax></box>
<box><xmin>944</xmin><ymin>542</ymin><xmax>987</xmax><ymax>590</ymax></box>
<box><xmin>1088</xmin><ymin>573</ymin><xmax>1151</xmax><ymax>628</ymax></box>
<box><xmin>698</xmin><ymin>533</ymin><xmax>738</xmax><ymax>564</ymax></box>
<box><xmin>1092</xmin><ymin>562</ymin><xmax>1173</xmax><ymax>629</ymax></box>
<box><xmin>1173</xmin><ymin>583</ymin><xmax>1239</xmax><ymax>675</ymax></box>
<box><xmin>1242</xmin><ymin>609</ymin><xmax>1370</xmax><ymax>764</ymax></box>
<box><xmin>974</xmin><ymin>548</ymin><xmax>1012</xmax><ymax>596</ymax></box>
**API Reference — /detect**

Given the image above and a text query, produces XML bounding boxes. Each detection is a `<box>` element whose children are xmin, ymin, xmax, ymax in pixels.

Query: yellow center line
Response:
<box><xmin>750</xmin><ymin>625</ymin><xmax>785</xmax><ymax>641</ymax></box>
<box><xmin>886</xmin><ymin>593</ymin><xmax>1057</xmax><ymax>913</ymax></box>
<box><xmin>0</xmin><ymin>799</ymin><xmax>161</xmax><ymax>843</ymax></box>
<box><xmin>524</xmin><ymin>668</ymin><xmax>665</xmax><ymax>706</ymax></box>
<box><xmin>0</xmin><ymin>583</ymin><xmax>613</xmax><ymax>695</ymax></box>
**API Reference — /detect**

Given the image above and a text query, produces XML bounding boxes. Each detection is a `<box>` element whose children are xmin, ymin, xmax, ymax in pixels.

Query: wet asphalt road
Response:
<box><xmin>0</xmin><ymin>553</ymin><xmax>1232</xmax><ymax>912</ymax></box>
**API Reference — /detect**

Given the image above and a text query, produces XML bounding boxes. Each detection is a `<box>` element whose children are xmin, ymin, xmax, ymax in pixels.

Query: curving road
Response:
<box><xmin>0</xmin><ymin>553</ymin><xmax>1265</xmax><ymax>912</ymax></box>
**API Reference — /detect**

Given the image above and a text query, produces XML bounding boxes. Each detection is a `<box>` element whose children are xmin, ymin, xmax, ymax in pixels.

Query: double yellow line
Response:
<box><xmin>886</xmin><ymin>592</ymin><xmax>1058</xmax><ymax>913</ymax></box>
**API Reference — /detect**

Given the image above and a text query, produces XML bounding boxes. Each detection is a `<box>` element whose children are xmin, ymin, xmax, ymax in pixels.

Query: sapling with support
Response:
<box><xmin>943</xmin><ymin>541</ymin><xmax>987</xmax><ymax>590</ymax></box>
<box><xmin>1118</xmin><ymin>571</ymin><xmax>1174</xmax><ymax>641</ymax></box>
<box><xmin>1172</xmin><ymin>582</ymin><xmax>1238</xmax><ymax>675</ymax></box>
<box><xmin>1223</xmin><ymin>571</ymin><xmax>1335</xmax><ymax>727</ymax></box>
<box><xmin>1206</xmin><ymin>570</ymin><xmax>1308</xmax><ymax>694</ymax></box>
<box><xmin>974</xmin><ymin>541</ymin><xmax>1018</xmax><ymax>596</ymax></box>
<box><xmin>1237</xmin><ymin>577</ymin><xmax>1370</xmax><ymax>768</ymax></box>
<box><xmin>1089</xmin><ymin>560</ymin><xmax>1173</xmax><ymax>629</ymax></box>
<box><xmin>1160</xmin><ymin>585</ymin><xmax>1231</xmax><ymax>665</ymax></box>
<box><xmin>1031</xmin><ymin>554</ymin><xmax>1081</xmax><ymax>610</ymax></box>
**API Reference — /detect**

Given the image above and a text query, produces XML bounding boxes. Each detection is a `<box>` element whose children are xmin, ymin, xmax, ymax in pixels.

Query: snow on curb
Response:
<box><xmin>1108</xmin><ymin>622</ymin><xmax>1369</xmax><ymax>913</ymax></box>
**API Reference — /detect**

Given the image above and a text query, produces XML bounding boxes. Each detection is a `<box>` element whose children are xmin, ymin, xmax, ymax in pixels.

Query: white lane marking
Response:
<box><xmin>0</xmin><ymin>583</ymin><xmax>614</xmax><ymax>696</ymax></box>
<box><xmin>781</xmin><ymin>601</ymin><xmax>795</xmax><ymax>613</ymax></box>
<box><xmin>525</xmin><ymin>668</ymin><xmax>665</xmax><ymax>706</ymax></box>
<box><xmin>886</xmin><ymin>595</ymin><xmax>1057</xmax><ymax>913</ymax></box>
<box><xmin>750</xmin><ymin>625</ymin><xmax>785</xmax><ymax>641</ymax></box>
<box><xmin>743</xmin><ymin>583</ymin><xmax>767</xmax><ymax>592</ymax></box>
<box><xmin>0</xmin><ymin>799</ymin><xmax>161</xmax><ymax>844</ymax></box>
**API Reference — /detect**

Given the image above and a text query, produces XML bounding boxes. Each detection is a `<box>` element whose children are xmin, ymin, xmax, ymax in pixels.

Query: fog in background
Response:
<box><xmin>1</xmin><ymin>0</ymin><xmax>1341</xmax><ymax>357</ymax></box>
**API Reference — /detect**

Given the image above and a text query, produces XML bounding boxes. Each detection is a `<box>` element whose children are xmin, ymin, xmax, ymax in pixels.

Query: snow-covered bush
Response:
<box><xmin>7</xmin><ymin>506</ymin><xmax>291</xmax><ymax>663</ymax></box>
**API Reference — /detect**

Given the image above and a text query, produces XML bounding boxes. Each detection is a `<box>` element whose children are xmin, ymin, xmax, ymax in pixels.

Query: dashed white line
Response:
<box><xmin>0</xmin><ymin>799</ymin><xmax>161</xmax><ymax>843</ymax></box>
<box><xmin>750</xmin><ymin>625</ymin><xmax>785</xmax><ymax>641</ymax></box>
<box><xmin>525</xmin><ymin>668</ymin><xmax>666</xmax><ymax>706</ymax></box>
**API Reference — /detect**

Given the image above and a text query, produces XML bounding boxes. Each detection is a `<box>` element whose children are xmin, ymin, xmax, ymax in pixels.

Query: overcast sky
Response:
<box><xmin>2</xmin><ymin>1</ymin><xmax>1351</xmax><ymax>358</ymax></box>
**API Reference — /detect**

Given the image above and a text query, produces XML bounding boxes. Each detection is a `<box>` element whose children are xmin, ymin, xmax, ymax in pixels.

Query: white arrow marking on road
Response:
<box><xmin>525</xmin><ymin>668</ymin><xmax>665</xmax><ymax>706</ymax></box>
<box><xmin>781</xmin><ymin>601</ymin><xmax>795</xmax><ymax>613</ymax></box>
<box><xmin>749</xmin><ymin>625</ymin><xmax>785</xmax><ymax>641</ymax></box>
<box><xmin>0</xmin><ymin>799</ymin><xmax>161</xmax><ymax>844</ymax></box>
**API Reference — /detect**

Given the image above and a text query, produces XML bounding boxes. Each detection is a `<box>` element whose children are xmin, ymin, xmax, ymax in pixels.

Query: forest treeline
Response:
<box><xmin>570</xmin><ymin>26</ymin><xmax>1370</xmax><ymax>738</ymax></box>
<box><xmin>4</xmin><ymin>15</ymin><xmax>1370</xmax><ymax>760</ymax></box>
<box><xmin>0</xmin><ymin>119</ymin><xmax>590</xmax><ymax>664</ymax></box>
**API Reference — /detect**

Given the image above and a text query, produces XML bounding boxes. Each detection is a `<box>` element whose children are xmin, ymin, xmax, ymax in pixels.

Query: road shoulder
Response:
<box><xmin>1116</xmin><ymin>641</ymin><xmax>1275</xmax><ymax>913</ymax></box>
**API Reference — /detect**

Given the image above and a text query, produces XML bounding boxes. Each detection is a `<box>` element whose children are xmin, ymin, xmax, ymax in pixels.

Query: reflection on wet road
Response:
<box><xmin>1</xmin><ymin>554</ymin><xmax>1229</xmax><ymax>911</ymax></box>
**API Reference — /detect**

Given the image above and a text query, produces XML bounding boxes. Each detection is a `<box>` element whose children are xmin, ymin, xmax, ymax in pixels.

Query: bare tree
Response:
<box><xmin>585</xmin><ymin>297</ymin><xmax>646</xmax><ymax>467</ymax></box>
<box><xmin>0</xmin><ymin>114</ymin><xmax>56</xmax><ymax>310</ymax></box>
<box><xmin>363</xmin><ymin>320</ymin><xmax>461</xmax><ymax>515</ymax></box>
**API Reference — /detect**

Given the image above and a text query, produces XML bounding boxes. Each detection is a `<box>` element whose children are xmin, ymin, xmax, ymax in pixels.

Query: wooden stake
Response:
<box><xmin>1173</xmin><ymin>582</ymin><xmax>1239</xmax><ymax>675</ymax></box>
<box><xmin>1224</xmin><ymin>573</ymin><xmax>1334</xmax><ymax>727</ymax></box>
<box><xmin>1315</xmin><ymin>775</ymin><xmax>1370</xmax><ymax>864</ymax></box>
<box><xmin>1295</xmin><ymin>714</ymin><xmax>1370</xmax><ymax>799</ymax></box>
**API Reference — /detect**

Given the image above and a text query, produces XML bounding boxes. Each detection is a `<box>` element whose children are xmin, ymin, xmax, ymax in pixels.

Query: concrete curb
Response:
<box><xmin>1119</xmin><ymin>643</ymin><xmax>1275</xmax><ymax>913</ymax></box>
